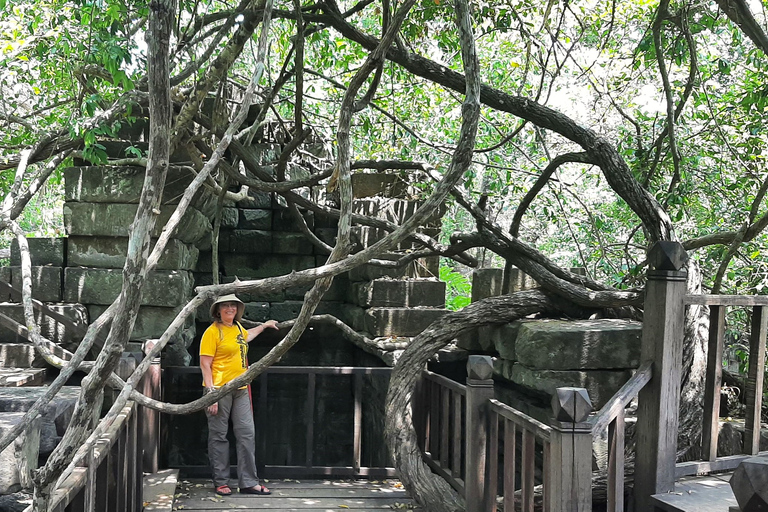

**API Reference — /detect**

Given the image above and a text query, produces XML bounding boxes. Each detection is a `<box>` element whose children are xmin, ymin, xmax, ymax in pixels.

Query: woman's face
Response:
<box><xmin>218</xmin><ymin>302</ymin><xmax>239</xmax><ymax>324</ymax></box>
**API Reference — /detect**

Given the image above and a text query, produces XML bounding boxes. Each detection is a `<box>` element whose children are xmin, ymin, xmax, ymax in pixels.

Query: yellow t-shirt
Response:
<box><xmin>199</xmin><ymin>322</ymin><xmax>249</xmax><ymax>388</ymax></box>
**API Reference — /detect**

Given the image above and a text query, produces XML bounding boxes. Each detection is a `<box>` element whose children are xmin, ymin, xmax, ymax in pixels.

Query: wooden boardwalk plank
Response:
<box><xmin>651</xmin><ymin>473</ymin><xmax>736</xmax><ymax>512</ymax></box>
<box><xmin>174</xmin><ymin>478</ymin><xmax>417</xmax><ymax>511</ymax></box>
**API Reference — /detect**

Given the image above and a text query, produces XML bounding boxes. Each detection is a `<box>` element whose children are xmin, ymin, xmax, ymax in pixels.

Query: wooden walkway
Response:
<box><xmin>172</xmin><ymin>478</ymin><xmax>418</xmax><ymax>511</ymax></box>
<box><xmin>652</xmin><ymin>472</ymin><xmax>737</xmax><ymax>512</ymax></box>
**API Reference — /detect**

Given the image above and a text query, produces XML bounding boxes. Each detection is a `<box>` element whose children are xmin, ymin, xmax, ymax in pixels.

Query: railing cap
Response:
<box><xmin>467</xmin><ymin>355</ymin><xmax>494</xmax><ymax>381</ymax></box>
<box><xmin>551</xmin><ymin>387</ymin><xmax>592</xmax><ymax>424</ymax></box>
<box><xmin>648</xmin><ymin>241</ymin><xmax>688</xmax><ymax>271</ymax></box>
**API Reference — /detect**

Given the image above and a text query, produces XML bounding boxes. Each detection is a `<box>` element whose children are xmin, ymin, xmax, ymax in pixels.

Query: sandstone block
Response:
<box><xmin>471</xmin><ymin>268</ymin><xmax>504</xmax><ymax>302</ymax></box>
<box><xmin>10</xmin><ymin>266</ymin><xmax>62</xmax><ymax>302</ymax></box>
<box><xmin>67</xmin><ymin>236</ymin><xmax>199</xmax><ymax>270</ymax></box>
<box><xmin>63</xmin><ymin>202</ymin><xmax>211</xmax><ymax>247</ymax></box>
<box><xmin>239</xmin><ymin>209</ymin><xmax>272</xmax><ymax>230</ymax></box>
<box><xmin>496</xmin><ymin>361</ymin><xmax>631</xmax><ymax>409</ymax></box>
<box><xmin>505</xmin><ymin>267</ymin><xmax>537</xmax><ymax>293</ymax></box>
<box><xmin>219</xmin><ymin>207</ymin><xmax>239</xmax><ymax>229</ymax></box>
<box><xmin>272</xmin><ymin>232</ymin><xmax>314</xmax><ymax>255</ymax></box>
<box><xmin>0</xmin><ymin>412</ymin><xmax>41</xmax><ymax>493</ymax></box>
<box><xmin>364</xmin><ymin>307</ymin><xmax>448</xmax><ymax>337</ymax></box>
<box><xmin>0</xmin><ymin>344</ymin><xmax>41</xmax><ymax>368</ymax></box>
<box><xmin>347</xmin><ymin>255</ymin><xmax>416</xmax><ymax>282</ymax></box>
<box><xmin>314</xmin><ymin>228</ymin><xmax>338</xmax><ymax>247</ymax></box>
<box><xmin>87</xmin><ymin>304</ymin><xmax>194</xmax><ymax>340</ymax></box>
<box><xmin>0</xmin><ymin>387</ymin><xmax>81</xmax><ymax>461</ymax></box>
<box><xmin>64</xmin><ymin>165</ymin><xmax>198</xmax><ymax>204</ymax></box>
<box><xmin>244</xmin><ymin>302</ymin><xmax>271</xmax><ymax>323</ymax></box>
<box><xmin>351</xmin><ymin>173</ymin><xmax>410</xmax><ymax>199</ymax></box>
<box><xmin>220</xmin><ymin>230</ymin><xmax>273</xmax><ymax>253</ymax></box>
<box><xmin>284</xmin><ymin>275</ymin><xmax>349</xmax><ymax>302</ymax></box>
<box><xmin>269</xmin><ymin>300</ymin><xmax>305</xmax><ymax>321</ymax></box>
<box><xmin>352</xmin><ymin>278</ymin><xmax>445</xmax><ymax>308</ymax></box>
<box><xmin>64</xmin><ymin>268</ymin><xmax>193</xmax><ymax>307</ymax></box>
<box><xmin>0</xmin><ymin>303</ymin><xmax>88</xmax><ymax>349</ymax></box>
<box><xmin>11</xmin><ymin>238</ymin><xmax>64</xmax><ymax>267</ymax></box>
<box><xmin>236</xmin><ymin>190</ymin><xmax>272</xmax><ymax>209</ymax></box>
<box><xmin>491</xmin><ymin>321</ymin><xmax>530</xmax><ymax>360</ymax></box>
<box><xmin>272</xmin><ymin>208</ymin><xmax>313</xmax><ymax>232</ymax></box>
<box><xmin>0</xmin><ymin>368</ymin><xmax>46</xmax><ymax>387</ymax></box>
<box><xmin>515</xmin><ymin>319</ymin><xmax>642</xmax><ymax>370</ymax></box>
<box><xmin>220</xmin><ymin>254</ymin><xmax>315</xmax><ymax>279</ymax></box>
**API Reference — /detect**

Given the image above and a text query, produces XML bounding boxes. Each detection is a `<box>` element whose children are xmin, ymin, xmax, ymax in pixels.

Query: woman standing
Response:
<box><xmin>200</xmin><ymin>294</ymin><xmax>278</xmax><ymax>496</ymax></box>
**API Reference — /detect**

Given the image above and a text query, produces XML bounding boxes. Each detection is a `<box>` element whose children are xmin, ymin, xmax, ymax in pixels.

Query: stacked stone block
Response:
<box><xmin>63</xmin><ymin>163</ymin><xmax>208</xmax><ymax>365</ymax></box>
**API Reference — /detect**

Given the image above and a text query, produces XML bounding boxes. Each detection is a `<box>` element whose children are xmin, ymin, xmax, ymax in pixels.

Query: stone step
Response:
<box><xmin>0</xmin><ymin>304</ymin><xmax>88</xmax><ymax>349</ymax></box>
<box><xmin>0</xmin><ymin>343</ymin><xmax>45</xmax><ymax>368</ymax></box>
<box><xmin>351</xmin><ymin>278</ymin><xmax>445</xmax><ymax>308</ymax></box>
<box><xmin>0</xmin><ymin>368</ymin><xmax>46</xmax><ymax>387</ymax></box>
<box><xmin>364</xmin><ymin>307</ymin><xmax>449</xmax><ymax>337</ymax></box>
<box><xmin>1</xmin><ymin>266</ymin><xmax>62</xmax><ymax>303</ymax></box>
<box><xmin>0</xmin><ymin>411</ymin><xmax>41</xmax><ymax>493</ymax></box>
<box><xmin>143</xmin><ymin>469</ymin><xmax>179</xmax><ymax>512</ymax></box>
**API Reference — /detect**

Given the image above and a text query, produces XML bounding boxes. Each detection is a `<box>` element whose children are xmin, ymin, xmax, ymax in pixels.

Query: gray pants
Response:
<box><xmin>206</xmin><ymin>387</ymin><xmax>260</xmax><ymax>489</ymax></box>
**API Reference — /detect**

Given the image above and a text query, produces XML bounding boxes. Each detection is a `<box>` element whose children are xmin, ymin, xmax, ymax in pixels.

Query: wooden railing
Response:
<box><xmin>677</xmin><ymin>294</ymin><xmax>768</xmax><ymax>477</ymax></box>
<box><xmin>256</xmin><ymin>366</ymin><xmax>395</xmax><ymax>478</ymax></box>
<box><xmin>415</xmin><ymin>370</ymin><xmax>467</xmax><ymax>494</ymax></box>
<box><xmin>31</xmin><ymin>401</ymin><xmax>142</xmax><ymax>512</ymax></box>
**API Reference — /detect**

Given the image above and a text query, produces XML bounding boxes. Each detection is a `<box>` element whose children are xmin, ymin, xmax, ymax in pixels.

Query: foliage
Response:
<box><xmin>439</xmin><ymin>262</ymin><xmax>471</xmax><ymax>311</ymax></box>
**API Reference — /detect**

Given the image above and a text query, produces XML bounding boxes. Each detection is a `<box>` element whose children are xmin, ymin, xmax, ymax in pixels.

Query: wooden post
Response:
<box><xmin>140</xmin><ymin>340</ymin><xmax>162</xmax><ymax>473</ymax></box>
<box><xmin>464</xmin><ymin>355</ymin><xmax>495</xmax><ymax>512</ymax></box>
<box><xmin>744</xmin><ymin>306</ymin><xmax>768</xmax><ymax>454</ymax></box>
<box><xmin>634</xmin><ymin>241</ymin><xmax>688</xmax><ymax>511</ymax></box>
<box><xmin>548</xmin><ymin>387</ymin><xmax>593</xmax><ymax>512</ymax></box>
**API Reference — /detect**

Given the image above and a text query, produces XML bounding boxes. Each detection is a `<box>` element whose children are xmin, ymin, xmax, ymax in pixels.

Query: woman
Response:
<box><xmin>200</xmin><ymin>293</ymin><xmax>278</xmax><ymax>496</ymax></box>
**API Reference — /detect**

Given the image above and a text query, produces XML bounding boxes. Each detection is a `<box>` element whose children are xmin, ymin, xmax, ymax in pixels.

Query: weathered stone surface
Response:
<box><xmin>491</xmin><ymin>321</ymin><xmax>531</xmax><ymax>360</ymax></box>
<box><xmin>220</xmin><ymin>230</ymin><xmax>273</xmax><ymax>253</ymax></box>
<box><xmin>67</xmin><ymin>236</ymin><xmax>199</xmax><ymax>270</ymax></box>
<box><xmin>220</xmin><ymin>254</ymin><xmax>315</xmax><ymax>279</ymax></box>
<box><xmin>244</xmin><ymin>302</ymin><xmax>271</xmax><ymax>323</ymax></box>
<box><xmin>63</xmin><ymin>202</ymin><xmax>211</xmax><ymax>247</ymax></box>
<box><xmin>471</xmin><ymin>268</ymin><xmax>503</xmax><ymax>302</ymax></box>
<box><xmin>364</xmin><ymin>307</ymin><xmax>448</xmax><ymax>337</ymax></box>
<box><xmin>64</xmin><ymin>165</ymin><xmax>198</xmax><ymax>205</ymax></box>
<box><xmin>272</xmin><ymin>232</ymin><xmax>314</xmax><ymax>255</ymax></box>
<box><xmin>10</xmin><ymin>238</ymin><xmax>64</xmax><ymax>267</ymax></box>
<box><xmin>505</xmin><ymin>267</ymin><xmax>537</xmax><ymax>293</ymax></box>
<box><xmin>163</xmin><ymin>326</ymin><xmax>196</xmax><ymax>367</ymax></box>
<box><xmin>9</xmin><ymin>266</ymin><xmax>62</xmax><ymax>302</ymax></box>
<box><xmin>269</xmin><ymin>300</ymin><xmax>305</xmax><ymax>322</ymax></box>
<box><xmin>284</xmin><ymin>275</ymin><xmax>349</xmax><ymax>302</ymax></box>
<box><xmin>350</xmin><ymin>226</ymin><xmax>406</xmax><ymax>251</ymax></box>
<box><xmin>0</xmin><ymin>491</ymin><xmax>32</xmax><ymax>511</ymax></box>
<box><xmin>347</xmin><ymin>254</ymin><xmax>416</xmax><ymax>282</ymax></box>
<box><xmin>716</xmin><ymin>419</ymin><xmax>768</xmax><ymax>457</ymax></box>
<box><xmin>495</xmin><ymin>361</ymin><xmax>631</xmax><ymax>409</ymax></box>
<box><xmin>64</xmin><ymin>268</ymin><xmax>193</xmax><ymax>307</ymax></box>
<box><xmin>236</xmin><ymin>190</ymin><xmax>272</xmax><ymax>209</ymax></box>
<box><xmin>0</xmin><ymin>344</ymin><xmax>41</xmax><ymax>368</ymax></box>
<box><xmin>219</xmin><ymin>207</ymin><xmax>239</xmax><ymax>229</ymax></box>
<box><xmin>515</xmin><ymin>319</ymin><xmax>642</xmax><ymax>370</ymax></box>
<box><xmin>0</xmin><ymin>387</ymin><xmax>80</xmax><ymax>462</ymax></box>
<box><xmin>0</xmin><ymin>368</ymin><xmax>46</xmax><ymax>387</ymax></box>
<box><xmin>239</xmin><ymin>209</ymin><xmax>272</xmax><ymax>230</ymax></box>
<box><xmin>336</xmin><ymin>303</ymin><xmax>366</xmax><ymax>332</ymax></box>
<box><xmin>0</xmin><ymin>412</ymin><xmax>41</xmax><ymax>493</ymax></box>
<box><xmin>0</xmin><ymin>303</ymin><xmax>88</xmax><ymax>349</ymax></box>
<box><xmin>352</xmin><ymin>278</ymin><xmax>445</xmax><ymax>308</ymax></box>
<box><xmin>272</xmin><ymin>208</ymin><xmax>314</xmax><ymax>232</ymax></box>
<box><xmin>314</xmin><ymin>228</ymin><xmax>337</xmax><ymax>247</ymax></box>
<box><xmin>87</xmin><ymin>304</ymin><xmax>194</xmax><ymax>340</ymax></box>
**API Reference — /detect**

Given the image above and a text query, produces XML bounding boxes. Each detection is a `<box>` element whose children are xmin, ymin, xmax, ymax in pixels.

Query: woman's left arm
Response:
<box><xmin>245</xmin><ymin>320</ymin><xmax>279</xmax><ymax>342</ymax></box>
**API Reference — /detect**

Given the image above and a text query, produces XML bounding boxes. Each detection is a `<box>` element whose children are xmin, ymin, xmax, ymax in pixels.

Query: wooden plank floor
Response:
<box><xmin>651</xmin><ymin>472</ymin><xmax>737</xmax><ymax>512</ymax></box>
<box><xmin>173</xmin><ymin>478</ymin><xmax>418</xmax><ymax>511</ymax></box>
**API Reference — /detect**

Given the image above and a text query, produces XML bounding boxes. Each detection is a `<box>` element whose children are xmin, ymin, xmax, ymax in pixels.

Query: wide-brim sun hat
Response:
<box><xmin>210</xmin><ymin>294</ymin><xmax>245</xmax><ymax>323</ymax></box>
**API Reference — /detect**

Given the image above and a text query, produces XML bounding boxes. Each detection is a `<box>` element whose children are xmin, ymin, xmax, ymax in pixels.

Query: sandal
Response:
<box><xmin>215</xmin><ymin>485</ymin><xmax>232</xmax><ymax>496</ymax></box>
<box><xmin>239</xmin><ymin>485</ymin><xmax>271</xmax><ymax>495</ymax></box>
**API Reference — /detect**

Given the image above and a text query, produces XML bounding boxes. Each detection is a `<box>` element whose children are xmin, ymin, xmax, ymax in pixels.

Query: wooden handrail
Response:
<box><xmin>488</xmin><ymin>398</ymin><xmax>552</xmax><ymax>441</ymax></box>
<box><xmin>590</xmin><ymin>361</ymin><xmax>653</xmax><ymax>437</ymax></box>
<box><xmin>685</xmin><ymin>294</ymin><xmax>768</xmax><ymax>306</ymax></box>
<box><xmin>423</xmin><ymin>370</ymin><xmax>467</xmax><ymax>395</ymax></box>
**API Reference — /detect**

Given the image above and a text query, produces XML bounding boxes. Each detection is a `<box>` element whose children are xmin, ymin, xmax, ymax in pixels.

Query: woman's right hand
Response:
<box><xmin>207</xmin><ymin>402</ymin><xmax>218</xmax><ymax>415</ymax></box>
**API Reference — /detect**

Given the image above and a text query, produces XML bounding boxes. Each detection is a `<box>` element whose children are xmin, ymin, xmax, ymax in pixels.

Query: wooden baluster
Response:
<box><xmin>744</xmin><ymin>306</ymin><xmax>768</xmax><ymax>455</ymax></box>
<box><xmin>487</xmin><ymin>411</ymin><xmax>499</xmax><ymax>512</ymax></box>
<box><xmin>521</xmin><ymin>429</ymin><xmax>535</xmax><ymax>512</ymax></box>
<box><xmin>353</xmin><ymin>373</ymin><xmax>362</xmax><ymax>472</ymax></box>
<box><xmin>441</xmin><ymin>385</ymin><xmax>450</xmax><ymax>468</ymax></box>
<box><xmin>542</xmin><ymin>439</ymin><xmax>550</xmax><ymax>512</ymax></box>
<box><xmin>429</xmin><ymin>379</ymin><xmax>439</xmax><ymax>459</ymax></box>
<box><xmin>305</xmin><ymin>373</ymin><xmax>316</xmax><ymax>468</ymax></box>
<box><xmin>452</xmin><ymin>391</ymin><xmax>462</xmax><ymax>478</ymax></box>
<box><xmin>503</xmin><ymin>421</ymin><xmax>516</xmax><ymax>512</ymax></box>
<box><xmin>702</xmin><ymin>305</ymin><xmax>725</xmax><ymax>461</ymax></box>
<box><xmin>607</xmin><ymin>409</ymin><xmax>625</xmax><ymax>512</ymax></box>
